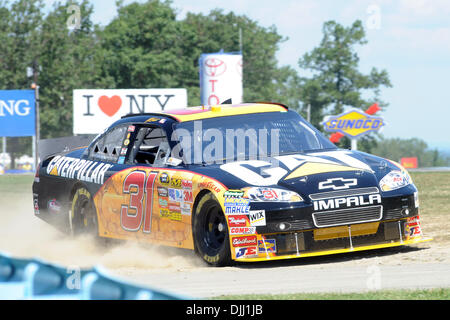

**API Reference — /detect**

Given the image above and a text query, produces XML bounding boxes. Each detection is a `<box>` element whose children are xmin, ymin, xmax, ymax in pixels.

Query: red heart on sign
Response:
<box><xmin>98</xmin><ymin>95</ymin><xmax>122</xmax><ymax>117</ymax></box>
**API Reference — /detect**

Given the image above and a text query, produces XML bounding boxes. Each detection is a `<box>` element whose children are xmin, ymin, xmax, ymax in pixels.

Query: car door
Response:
<box><xmin>93</xmin><ymin>123</ymin><xmax>195</xmax><ymax>249</ymax></box>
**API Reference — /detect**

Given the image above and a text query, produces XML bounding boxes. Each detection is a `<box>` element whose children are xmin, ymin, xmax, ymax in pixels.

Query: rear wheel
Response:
<box><xmin>70</xmin><ymin>187</ymin><xmax>98</xmax><ymax>237</ymax></box>
<box><xmin>193</xmin><ymin>193</ymin><xmax>231</xmax><ymax>266</ymax></box>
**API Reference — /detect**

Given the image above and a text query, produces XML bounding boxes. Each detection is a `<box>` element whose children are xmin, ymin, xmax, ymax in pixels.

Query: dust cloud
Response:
<box><xmin>0</xmin><ymin>190</ymin><xmax>203</xmax><ymax>272</ymax></box>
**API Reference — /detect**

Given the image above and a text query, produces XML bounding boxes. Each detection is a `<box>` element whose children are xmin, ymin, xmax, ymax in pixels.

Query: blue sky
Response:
<box><xmin>62</xmin><ymin>0</ymin><xmax>450</xmax><ymax>151</ymax></box>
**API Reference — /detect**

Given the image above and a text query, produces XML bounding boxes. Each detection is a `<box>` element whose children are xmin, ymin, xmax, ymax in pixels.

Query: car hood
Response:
<box><xmin>186</xmin><ymin>149</ymin><xmax>408</xmax><ymax>197</ymax></box>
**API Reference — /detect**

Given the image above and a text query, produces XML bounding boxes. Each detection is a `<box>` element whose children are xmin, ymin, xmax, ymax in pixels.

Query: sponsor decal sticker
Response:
<box><xmin>145</xmin><ymin>117</ymin><xmax>160</xmax><ymax>123</ymax></box>
<box><xmin>228</xmin><ymin>215</ymin><xmax>248</xmax><ymax>227</ymax></box>
<box><xmin>258</xmin><ymin>239</ymin><xmax>276</xmax><ymax>253</ymax></box>
<box><xmin>170</xmin><ymin>177</ymin><xmax>182</xmax><ymax>188</ymax></box>
<box><xmin>224</xmin><ymin>190</ymin><xmax>244</xmax><ymax>198</ymax></box>
<box><xmin>220</xmin><ymin>151</ymin><xmax>373</xmax><ymax>186</ymax></box>
<box><xmin>180</xmin><ymin>202</ymin><xmax>191</xmax><ymax>215</ymax></box>
<box><xmin>168</xmin><ymin>203</ymin><xmax>180</xmax><ymax>212</ymax></box>
<box><xmin>181</xmin><ymin>179</ymin><xmax>193</xmax><ymax>189</ymax></box>
<box><xmin>157</xmin><ymin>186</ymin><xmax>168</xmax><ymax>197</ymax></box>
<box><xmin>405</xmin><ymin>216</ymin><xmax>422</xmax><ymax>240</ymax></box>
<box><xmin>170</xmin><ymin>211</ymin><xmax>182</xmax><ymax>221</ymax></box>
<box><xmin>235</xmin><ymin>246</ymin><xmax>258</xmax><ymax>259</ymax></box>
<box><xmin>159</xmin><ymin>172</ymin><xmax>170</xmax><ymax>184</ymax></box>
<box><xmin>158</xmin><ymin>198</ymin><xmax>168</xmax><ymax>207</ymax></box>
<box><xmin>34</xmin><ymin>198</ymin><xmax>40</xmax><ymax>215</ymax></box>
<box><xmin>224</xmin><ymin>197</ymin><xmax>250</xmax><ymax>215</ymax></box>
<box><xmin>230</xmin><ymin>226</ymin><xmax>256</xmax><ymax>235</ymax></box>
<box><xmin>249</xmin><ymin>210</ymin><xmax>266</xmax><ymax>226</ymax></box>
<box><xmin>183</xmin><ymin>189</ymin><xmax>193</xmax><ymax>203</ymax></box>
<box><xmin>160</xmin><ymin>208</ymin><xmax>170</xmax><ymax>218</ymax></box>
<box><xmin>198</xmin><ymin>181</ymin><xmax>221</xmax><ymax>193</ymax></box>
<box><xmin>232</xmin><ymin>235</ymin><xmax>257</xmax><ymax>247</ymax></box>
<box><xmin>166</xmin><ymin>157</ymin><xmax>182</xmax><ymax>166</ymax></box>
<box><xmin>168</xmin><ymin>188</ymin><xmax>183</xmax><ymax>202</ymax></box>
<box><xmin>46</xmin><ymin>155</ymin><xmax>112</xmax><ymax>185</ymax></box>
<box><xmin>47</xmin><ymin>199</ymin><xmax>61</xmax><ymax>213</ymax></box>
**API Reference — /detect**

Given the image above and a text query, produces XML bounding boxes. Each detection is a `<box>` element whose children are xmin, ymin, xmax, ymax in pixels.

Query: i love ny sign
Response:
<box><xmin>73</xmin><ymin>89</ymin><xmax>187</xmax><ymax>134</ymax></box>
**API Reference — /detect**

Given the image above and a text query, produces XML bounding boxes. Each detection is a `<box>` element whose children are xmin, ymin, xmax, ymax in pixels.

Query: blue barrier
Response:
<box><xmin>81</xmin><ymin>266</ymin><xmax>190</xmax><ymax>300</ymax></box>
<box><xmin>0</xmin><ymin>252</ymin><xmax>33</xmax><ymax>299</ymax></box>
<box><xmin>0</xmin><ymin>252</ymin><xmax>189</xmax><ymax>300</ymax></box>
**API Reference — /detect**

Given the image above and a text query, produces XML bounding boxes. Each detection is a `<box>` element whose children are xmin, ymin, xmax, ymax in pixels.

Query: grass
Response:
<box><xmin>410</xmin><ymin>172</ymin><xmax>450</xmax><ymax>216</ymax></box>
<box><xmin>213</xmin><ymin>288</ymin><xmax>450</xmax><ymax>300</ymax></box>
<box><xmin>0</xmin><ymin>173</ymin><xmax>34</xmax><ymax>195</ymax></box>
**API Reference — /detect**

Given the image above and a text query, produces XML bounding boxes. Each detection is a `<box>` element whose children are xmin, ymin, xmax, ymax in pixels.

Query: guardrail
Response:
<box><xmin>0</xmin><ymin>251</ymin><xmax>190</xmax><ymax>300</ymax></box>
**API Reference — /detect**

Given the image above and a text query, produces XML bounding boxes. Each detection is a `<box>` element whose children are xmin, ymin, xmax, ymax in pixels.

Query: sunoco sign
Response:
<box><xmin>321</xmin><ymin>109</ymin><xmax>385</xmax><ymax>139</ymax></box>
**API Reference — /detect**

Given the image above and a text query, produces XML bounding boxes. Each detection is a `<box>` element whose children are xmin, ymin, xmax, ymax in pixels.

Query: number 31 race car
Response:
<box><xmin>32</xmin><ymin>103</ymin><xmax>431</xmax><ymax>266</ymax></box>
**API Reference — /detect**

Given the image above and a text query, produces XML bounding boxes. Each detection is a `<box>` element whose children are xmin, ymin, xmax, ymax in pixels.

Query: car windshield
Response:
<box><xmin>171</xmin><ymin>110</ymin><xmax>337</xmax><ymax>165</ymax></box>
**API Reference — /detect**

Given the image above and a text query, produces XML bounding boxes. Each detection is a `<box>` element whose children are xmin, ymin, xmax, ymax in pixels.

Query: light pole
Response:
<box><xmin>30</xmin><ymin>59</ymin><xmax>40</xmax><ymax>171</ymax></box>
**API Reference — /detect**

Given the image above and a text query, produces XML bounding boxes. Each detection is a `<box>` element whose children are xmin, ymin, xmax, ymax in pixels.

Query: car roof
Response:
<box><xmin>120</xmin><ymin>102</ymin><xmax>288</xmax><ymax>123</ymax></box>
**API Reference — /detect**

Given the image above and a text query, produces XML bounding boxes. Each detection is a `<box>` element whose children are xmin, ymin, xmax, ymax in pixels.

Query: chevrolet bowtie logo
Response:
<box><xmin>318</xmin><ymin>178</ymin><xmax>357</xmax><ymax>190</ymax></box>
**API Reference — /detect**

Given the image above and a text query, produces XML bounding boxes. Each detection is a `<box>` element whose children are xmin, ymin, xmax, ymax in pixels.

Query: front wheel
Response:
<box><xmin>193</xmin><ymin>193</ymin><xmax>231</xmax><ymax>266</ymax></box>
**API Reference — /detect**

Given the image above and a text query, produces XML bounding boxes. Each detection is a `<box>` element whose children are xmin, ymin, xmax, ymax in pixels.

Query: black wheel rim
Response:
<box><xmin>203</xmin><ymin>204</ymin><xmax>226</xmax><ymax>251</ymax></box>
<box><xmin>74</xmin><ymin>196</ymin><xmax>96</xmax><ymax>233</ymax></box>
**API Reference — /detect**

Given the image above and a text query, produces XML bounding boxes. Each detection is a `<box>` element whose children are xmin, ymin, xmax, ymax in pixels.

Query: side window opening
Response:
<box><xmin>89</xmin><ymin>125</ymin><xmax>128</xmax><ymax>163</ymax></box>
<box><xmin>130</xmin><ymin>126</ymin><xmax>170</xmax><ymax>166</ymax></box>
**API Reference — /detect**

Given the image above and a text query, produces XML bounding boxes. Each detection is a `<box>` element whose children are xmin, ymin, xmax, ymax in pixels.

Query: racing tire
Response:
<box><xmin>70</xmin><ymin>187</ymin><xmax>98</xmax><ymax>237</ymax></box>
<box><xmin>193</xmin><ymin>193</ymin><xmax>231</xmax><ymax>267</ymax></box>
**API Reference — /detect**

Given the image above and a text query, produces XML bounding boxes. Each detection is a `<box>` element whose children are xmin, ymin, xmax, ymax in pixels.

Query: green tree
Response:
<box><xmin>182</xmin><ymin>8</ymin><xmax>294</xmax><ymax>106</ymax></box>
<box><xmin>0</xmin><ymin>0</ymin><xmax>44</xmax><ymax>167</ymax></box>
<box><xmin>298</xmin><ymin>20</ymin><xmax>392</xmax><ymax>151</ymax></box>
<box><xmin>98</xmin><ymin>1</ymin><xmax>295</xmax><ymax>107</ymax></box>
<box><xmin>371</xmin><ymin>137</ymin><xmax>449</xmax><ymax>167</ymax></box>
<box><xmin>38</xmin><ymin>0</ymin><xmax>101</xmax><ymax>138</ymax></box>
<box><xmin>97</xmin><ymin>0</ymin><xmax>183</xmax><ymax>89</ymax></box>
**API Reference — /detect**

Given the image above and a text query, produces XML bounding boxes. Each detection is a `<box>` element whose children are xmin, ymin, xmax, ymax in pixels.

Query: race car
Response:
<box><xmin>32</xmin><ymin>102</ymin><xmax>431</xmax><ymax>266</ymax></box>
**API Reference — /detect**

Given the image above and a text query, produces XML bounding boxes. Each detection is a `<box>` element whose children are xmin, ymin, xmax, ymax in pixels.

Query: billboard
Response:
<box><xmin>321</xmin><ymin>108</ymin><xmax>385</xmax><ymax>139</ymax></box>
<box><xmin>0</xmin><ymin>90</ymin><xmax>35</xmax><ymax>137</ymax></box>
<box><xmin>73</xmin><ymin>89</ymin><xmax>187</xmax><ymax>134</ymax></box>
<box><xmin>199</xmin><ymin>52</ymin><xmax>243</xmax><ymax>106</ymax></box>
<box><xmin>401</xmin><ymin>157</ymin><xmax>418</xmax><ymax>169</ymax></box>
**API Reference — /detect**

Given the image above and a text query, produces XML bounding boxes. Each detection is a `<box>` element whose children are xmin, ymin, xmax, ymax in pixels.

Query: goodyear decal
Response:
<box><xmin>46</xmin><ymin>155</ymin><xmax>112</xmax><ymax>185</ymax></box>
<box><xmin>321</xmin><ymin>109</ymin><xmax>385</xmax><ymax>139</ymax></box>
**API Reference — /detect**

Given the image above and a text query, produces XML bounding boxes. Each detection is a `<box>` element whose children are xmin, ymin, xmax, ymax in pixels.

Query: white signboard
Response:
<box><xmin>73</xmin><ymin>89</ymin><xmax>187</xmax><ymax>134</ymax></box>
<box><xmin>199</xmin><ymin>52</ymin><xmax>243</xmax><ymax>106</ymax></box>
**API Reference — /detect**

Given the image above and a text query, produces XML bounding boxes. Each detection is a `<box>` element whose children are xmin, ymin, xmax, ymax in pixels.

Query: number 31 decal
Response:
<box><xmin>121</xmin><ymin>171</ymin><xmax>158</xmax><ymax>233</ymax></box>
